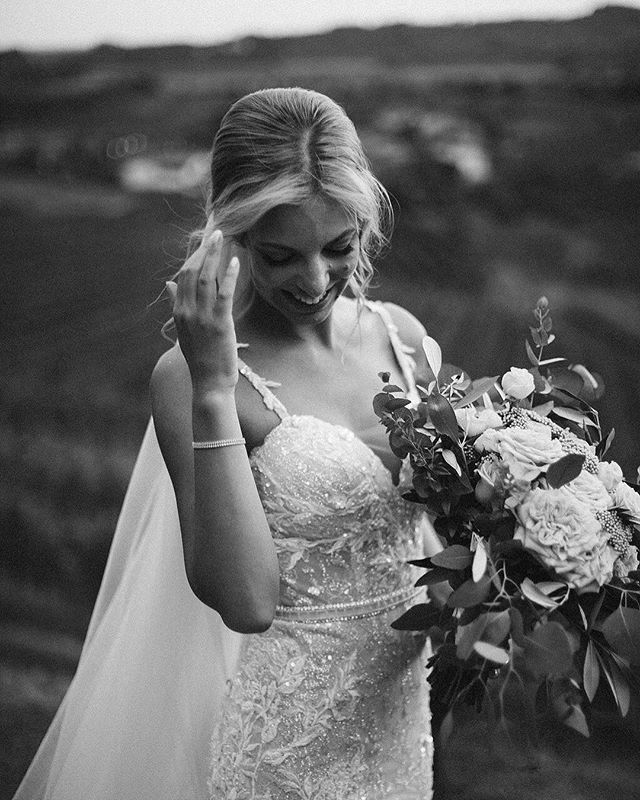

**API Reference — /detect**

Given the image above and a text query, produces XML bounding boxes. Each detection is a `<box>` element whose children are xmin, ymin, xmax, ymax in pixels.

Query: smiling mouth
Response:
<box><xmin>284</xmin><ymin>287</ymin><xmax>332</xmax><ymax>306</ymax></box>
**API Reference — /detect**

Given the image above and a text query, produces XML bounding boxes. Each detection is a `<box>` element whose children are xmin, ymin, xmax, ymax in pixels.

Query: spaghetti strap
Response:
<box><xmin>365</xmin><ymin>300</ymin><xmax>421</xmax><ymax>406</ymax></box>
<box><xmin>237</xmin><ymin>357</ymin><xmax>290</xmax><ymax>421</ymax></box>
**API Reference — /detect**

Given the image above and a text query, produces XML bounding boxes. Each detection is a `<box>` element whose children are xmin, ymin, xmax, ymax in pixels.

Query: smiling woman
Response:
<box><xmin>243</xmin><ymin>200</ymin><xmax>358</xmax><ymax>318</ymax></box>
<box><xmin>14</xmin><ymin>87</ymin><xmax>436</xmax><ymax>800</ymax></box>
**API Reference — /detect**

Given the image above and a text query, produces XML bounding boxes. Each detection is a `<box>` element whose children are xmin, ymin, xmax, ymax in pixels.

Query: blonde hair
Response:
<box><xmin>165</xmin><ymin>88</ymin><xmax>392</xmax><ymax>336</ymax></box>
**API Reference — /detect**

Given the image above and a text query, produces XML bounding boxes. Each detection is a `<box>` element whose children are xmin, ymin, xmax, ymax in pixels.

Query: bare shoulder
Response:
<box><xmin>380</xmin><ymin>302</ymin><xmax>427</xmax><ymax>349</ymax></box>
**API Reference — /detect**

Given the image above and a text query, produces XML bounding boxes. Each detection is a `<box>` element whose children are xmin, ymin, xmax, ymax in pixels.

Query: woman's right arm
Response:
<box><xmin>150</xmin><ymin>230</ymin><xmax>279</xmax><ymax>633</ymax></box>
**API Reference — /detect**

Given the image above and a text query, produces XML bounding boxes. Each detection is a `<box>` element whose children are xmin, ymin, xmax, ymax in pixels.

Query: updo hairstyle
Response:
<box><xmin>205</xmin><ymin>87</ymin><xmax>392</xmax><ymax>303</ymax></box>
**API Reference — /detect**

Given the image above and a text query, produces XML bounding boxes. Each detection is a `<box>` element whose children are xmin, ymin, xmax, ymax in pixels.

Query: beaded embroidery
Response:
<box><xmin>209</xmin><ymin>305</ymin><xmax>433</xmax><ymax>799</ymax></box>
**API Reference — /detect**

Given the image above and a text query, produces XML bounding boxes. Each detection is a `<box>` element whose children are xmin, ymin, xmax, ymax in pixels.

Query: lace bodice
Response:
<box><xmin>208</xmin><ymin>301</ymin><xmax>433</xmax><ymax>799</ymax></box>
<box><xmin>250</xmin><ymin>414</ymin><xmax>422</xmax><ymax>612</ymax></box>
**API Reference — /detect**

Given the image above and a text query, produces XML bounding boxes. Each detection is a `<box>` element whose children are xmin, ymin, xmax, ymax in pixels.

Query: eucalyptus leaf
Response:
<box><xmin>383</xmin><ymin>384</ymin><xmax>404</xmax><ymax>393</ymax></box>
<box><xmin>596</xmin><ymin>649</ymin><xmax>631</xmax><ymax>717</ymax></box>
<box><xmin>484</xmin><ymin>609</ymin><xmax>511</xmax><ymax>646</ymax></box>
<box><xmin>373</xmin><ymin>392</ymin><xmax>391</xmax><ymax>417</ymax></box>
<box><xmin>552</xmin><ymin>406</ymin><xmax>599</xmax><ymax>429</ymax></box>
<box><xmin>570</xmin><ymin>363</ymin><xmax>599</xmax><ymax>391</ymax></box>
<box><xmin>508</xmin><ymin>607</ymin><xmax>526</xmax><ymax>646</ymax></box>
<box><xmin>442</xmin><ymin>448</ymin><xmax>462</xmax><ymax>476</ymax></box>
<box><xmin>431</xmin><ymin>545</ymin><xmax>474</xmax><ymax>570</ymax></box>
<box><xmin>601</xmin><ymin>606</ymin><xmax>640</xmax><ymax>665</ymax></box>
<box><xmin>538</xmin><ymin>357</ymin><xmax>567</xmax><ymax>366</ymax></box>
<box><xmin>531</xmin><ymin>401</ymin><xmax>554</xmax><ymax>417</ymax></box>
<box><xmin>422</xmin><ymin>335</ymin><xmax>442</xmax><ymax>382</ymax></box>
<box><xmin>452</xmin><ymin>376</ymin><xmax>499</xmax><ymax>409</ymax></box>
<box><xmin>523</xmin><ymin>621</ymin><xmax>575</xmax><ymax>678</ymax></box>
<box><xmin>456</xmin><ymin>613</ymin><xmax>490</xmax><ymax>660</ymax></box>
<box><xmin>521</xmin><ymin>578</ymin><xmax>559</xmax><ymax>609</ymax></box>
<box><xmin>546</xmin><ymin>453</ymin><xmax>585</xmax><ymax>489</ymax></box>
<box><xmin>389</xmin><ymin>430</ymin><xmax>411</xmax><ymax>459</ymax></box>
<box><xmin>577</xmin><ymin>603</ymin><xmax>589</xmax><ymax>631</ymax></box>
<box><xmin>447</xmin><ymin>574</ymin><xmax>492</xmax><ymax>608</ymax></box>
<box><xmin>583</xmin><ymin>640</ymin><xmax>600</xmax><ymax>702</ymax></box>
<box><xmin>562</xmin><ymin>704</ymin><xmax>590</xmax><ymax>737</ymax></box>
<box><xmin>415</xmin><ymin>566</ymin><xmax>456</xmax><ymax>586</ymax></box>
<box><xmin>412</xmin><ymin>471</ymin><xmax>432</xmax><ymax>499</ymax></box>
<box><xmin>426</xmin><ymin>393</ymin><xmax>460</xmax><ymax>442</ymax></box>
<box><xmin>598</xmin><ymin>427</ymin><xmax>616</xmax><ymax>459</ymax></box>
<box><xmin>525</xmin><ymin>338</ymin><xmax>539</xmax><ymax>366</ymax></box>
<box><xmin>472</xmin><ymin>540</ymin><xmax>488</xmax><ymax>583</ymax></box>
<box><xmin>386</xmin><ymin>396</ymin><xmax>411</xmax><ymax>410</ymax></box>
<box><xmin>391</xmin><ymin>603</ymin><xmax>441</xmax><ymax>631</ymax></box>
<box><xmin>521</xmin><ymin>578</ymin><xmax>568</xmax><ymax>609</ymax></box>
<box><xmin>473</xmin><ymin>641</ymin><xmax>510</xmax><ymax>665</ymax></box>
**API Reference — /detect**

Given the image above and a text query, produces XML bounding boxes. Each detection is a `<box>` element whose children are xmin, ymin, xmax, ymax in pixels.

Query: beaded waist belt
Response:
<box><xmin>274</xmin><ymin>585</ymin><xmax>423</xmax><ymax>624</ymax></box>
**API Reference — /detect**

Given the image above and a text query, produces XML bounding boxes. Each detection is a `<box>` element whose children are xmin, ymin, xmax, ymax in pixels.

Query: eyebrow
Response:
<box><xmin>256</xmin><ymin>229</ymin><xmax>357</xmax><ymax>251</ymax></box>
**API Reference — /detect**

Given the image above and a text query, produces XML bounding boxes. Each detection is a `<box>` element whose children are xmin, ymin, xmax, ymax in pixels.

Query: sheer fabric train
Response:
<box><xmin>13</xmin><ymin>420</ymin><xmax>242</xmax><ymax>800</ymax></box>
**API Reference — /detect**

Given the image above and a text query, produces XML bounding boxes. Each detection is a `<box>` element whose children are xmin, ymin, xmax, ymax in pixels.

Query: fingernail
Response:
<box><xmin>210</xmin><ymin>229</ymin><xmax>222</xmax><ymax>245</ymax></box>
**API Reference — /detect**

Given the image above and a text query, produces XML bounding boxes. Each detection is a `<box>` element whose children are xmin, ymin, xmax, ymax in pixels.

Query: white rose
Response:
<box><xmin>597</xmin><ymin>461</ymin><xmax>624</xmax><ymax>492</ymax></box>
<box><xmin>514</xmin><ymin>487</ymin><xmax>614</xmax><ymax>592</ymax></box>
<box><xmin>559</xmin><ymin>470</ymin><xmax>611</xmax><ymax>514</ymax></box>
<box><xmin>501</xmin><ymin>367</ymin><xmax>535</xmax><ymax>400</ymax></box>
<box><xmin>455</xmin><ymin>407</ymin><xmax>502</xmax><ymax>437</ymax></box>
<box><xmin>475</xmin><ymin>425</ymin><xmax>565</xmax><ymax>482</ymax></box>
<box><xmin>611</xmin><ymin>481</ymin><xmax>640</xmax><ymax>528</ymax></box>
<box><xmin>614</xmin><ymin>545</ymin><xmax>639</xmax><ymax>579</ymax></box>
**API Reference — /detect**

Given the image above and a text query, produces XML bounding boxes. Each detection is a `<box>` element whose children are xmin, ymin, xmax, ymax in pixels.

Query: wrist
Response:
<box><xmin>192</xmin><ymin>386</ymin><xmax>236</xmax><ymax>411</ymax></box>
<box><xmin>192</xmin><ymin>391</ymin><xmax>241</xmax><ymax>440</ymax></box>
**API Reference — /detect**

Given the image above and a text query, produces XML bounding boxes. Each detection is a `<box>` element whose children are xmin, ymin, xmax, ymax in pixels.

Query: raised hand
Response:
<box><xmin>166</xmin><ymin>226</ymin><xmax>241</xmax><ymax>398</ymax></box>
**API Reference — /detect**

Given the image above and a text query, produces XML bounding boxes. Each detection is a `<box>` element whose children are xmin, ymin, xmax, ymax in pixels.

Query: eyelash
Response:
<box><xmin>261</xmin><ymin>243</ymin><xmax>356</xmax><ymax>267</ymax></box>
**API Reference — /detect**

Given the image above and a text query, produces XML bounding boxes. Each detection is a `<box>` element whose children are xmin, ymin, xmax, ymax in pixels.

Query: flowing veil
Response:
<box><xmin>14</xmin><ymin>418</ymin><xmax>242</xmax><ymax>800</ymax></box>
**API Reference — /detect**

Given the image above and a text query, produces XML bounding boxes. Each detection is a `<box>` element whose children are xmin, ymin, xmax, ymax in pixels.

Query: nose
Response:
<box><xmin>296</xmin><ymin>254</ymin><xmax>331</xmax><ymax>298</ymax></box>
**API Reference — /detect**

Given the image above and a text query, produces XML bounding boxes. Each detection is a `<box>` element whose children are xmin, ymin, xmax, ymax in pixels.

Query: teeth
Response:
<box><xmin>289</xmin><ymin>289</ymin><xmax>328</xmax><ymax>305</ymax></box>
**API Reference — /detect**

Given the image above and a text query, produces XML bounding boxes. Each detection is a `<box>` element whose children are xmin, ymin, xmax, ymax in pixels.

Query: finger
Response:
<box><xmin>196</xmin><ymin>229</ymin><xmax>223</xmax><ymax>308</ymax></box>
<box><xmin>165</xmin><ymin>280</ymin><xmax>177</xmax><ymax>306</ymax></box>
<box><xmin>178</xmin><ymin>230</ymin><xmax>218</xmax><ymax>306</ymax></box>
<box><xmin>203</xmin><ymin>213</ymin><xmax>217</xmax><ymax>240</ymax></box>
<box><xmin>214</xmin><ymin>255</ymin><xmax>240</xmax><ymax>316</ymax></box>
<box><xmin>176</xmin><ymin>262</ymin><xmax>198</xmax><ymax>307</ymax></box>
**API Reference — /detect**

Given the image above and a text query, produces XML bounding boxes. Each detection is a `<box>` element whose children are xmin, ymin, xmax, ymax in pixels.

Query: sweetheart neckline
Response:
<box><xmin>248</xmin><ymin>413</ymin><xmax>401</xmax><ymax>485</ymax></box>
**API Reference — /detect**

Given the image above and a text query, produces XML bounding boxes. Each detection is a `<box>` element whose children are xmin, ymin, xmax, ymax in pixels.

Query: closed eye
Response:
<box><xmin>260</xmin><ymin>252</ymin><xmax>294</xmax><ymax>266</ymax></box>
<box><xmin>326</xmin><ymin>243</ymin><xmax>356</xmax><ymax>257</ymax></box>
<box><xmin>257</xmin><ymin>232</ymin><xmax>358</xmax><ymax>266</ymax></box>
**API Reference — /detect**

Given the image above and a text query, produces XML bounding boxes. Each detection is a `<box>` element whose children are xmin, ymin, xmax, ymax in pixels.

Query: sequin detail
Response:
<box><xmin>207</xmin><ymin>415</ymin><xmax>433</xmax><ymax>799</ymax></box>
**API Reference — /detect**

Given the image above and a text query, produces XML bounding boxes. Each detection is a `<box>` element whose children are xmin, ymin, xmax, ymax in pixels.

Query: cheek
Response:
<box><xmin>244</xmin><ymin>254</ymin><xmax>279</xmax><ymax>293</ymax></box>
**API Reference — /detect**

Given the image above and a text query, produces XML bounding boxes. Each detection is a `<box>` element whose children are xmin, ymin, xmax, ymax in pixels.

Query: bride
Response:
<box><xmin>15</xmin><ymin>87</ymin><xmax>435</xmax><ymax>799</ymax></box>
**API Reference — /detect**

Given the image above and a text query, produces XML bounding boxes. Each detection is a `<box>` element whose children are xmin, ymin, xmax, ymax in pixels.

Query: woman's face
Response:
<box><xmin>242</xmin><ymin>197</ymin><xmax>359</xmax><ymax>324</ymax></box>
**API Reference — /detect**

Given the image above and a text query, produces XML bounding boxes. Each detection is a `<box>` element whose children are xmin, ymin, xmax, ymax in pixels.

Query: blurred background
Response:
<box><xmin>2</xmin><ymin>1</ymin><xmax>640</xmax><ymax>797</ymax></box>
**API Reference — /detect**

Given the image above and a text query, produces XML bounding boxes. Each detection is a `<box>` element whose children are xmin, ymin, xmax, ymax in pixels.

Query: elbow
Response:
<box><xmin>223</xmin><ymin>610</ymin><xmax>275</xmax><ymax>634</ymax></box>
<box><xmin>187</xmin><ymin>572</ymin><xmax>277</xmax><ymax>633</ymax></box>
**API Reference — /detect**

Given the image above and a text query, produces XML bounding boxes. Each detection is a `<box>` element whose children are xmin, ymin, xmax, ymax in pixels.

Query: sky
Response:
<box><xmin>3</xmin><ymin>0</ymin><xmax>640</xmax><ymax>52</ymax></box>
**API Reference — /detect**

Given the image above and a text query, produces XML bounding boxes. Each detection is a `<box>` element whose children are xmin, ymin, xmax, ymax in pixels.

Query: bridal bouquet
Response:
<box><xmin>375</xmin><ymin>298</ymin><xmax>640</xmax><ymax>742</ymax></box>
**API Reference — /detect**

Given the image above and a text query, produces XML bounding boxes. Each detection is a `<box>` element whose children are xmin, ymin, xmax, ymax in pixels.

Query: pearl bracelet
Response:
<box><xmin>192</xmin><ymin>437</ymin><xmax>246</xmax><ymax>450</ymax></box>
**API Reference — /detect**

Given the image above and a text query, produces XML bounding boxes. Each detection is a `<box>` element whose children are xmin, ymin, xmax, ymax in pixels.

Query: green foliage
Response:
<box><xmin>379</xmin><ymin>298</ymin><xmax>640</xmax><ymax>750</ymax></box>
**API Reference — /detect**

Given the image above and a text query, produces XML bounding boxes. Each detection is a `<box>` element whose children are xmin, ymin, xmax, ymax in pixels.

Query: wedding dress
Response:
<box><xmin>14</xmin><ymin>301</ymin><xmax>433</xmax><ymax>800</ymax></box>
